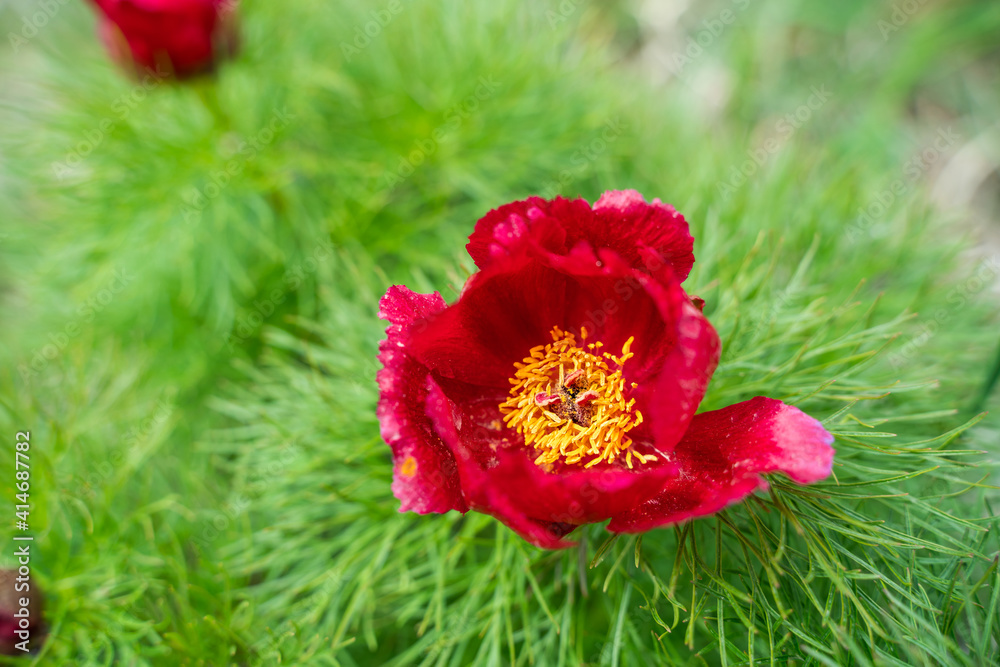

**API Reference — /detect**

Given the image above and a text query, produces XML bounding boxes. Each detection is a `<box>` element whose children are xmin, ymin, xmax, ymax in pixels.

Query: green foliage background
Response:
<box><xmin>0</xmin><ymin>0</ymin><xmax>999</xmax><ymax>664</ymax></box>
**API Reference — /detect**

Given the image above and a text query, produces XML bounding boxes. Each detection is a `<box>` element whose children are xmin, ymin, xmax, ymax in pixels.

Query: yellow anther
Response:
<box><xmin>400</xmin><ymin>456</ymin><xmax>418</xmax><ymax>478</ymax></box>
<box><xmin>498</xmin><ymin>327</ymin><xmax>652</xmax><ymax>468</ymax></box>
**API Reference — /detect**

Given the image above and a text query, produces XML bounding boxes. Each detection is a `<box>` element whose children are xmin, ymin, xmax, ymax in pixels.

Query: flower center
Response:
<box><xmin>499</xmin><ymin>326</ymin><xmax>652</xmax><ymax>469</ymax></box>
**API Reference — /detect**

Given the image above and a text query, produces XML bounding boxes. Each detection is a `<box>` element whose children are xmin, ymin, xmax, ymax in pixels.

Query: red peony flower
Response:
<box><xmin>88</xmin><ymin>0</ymin><xmax>238</xmax><ymax>79</ymax></box>
<box><xmin>377</xmin><ymin>190</ymin><xmax>835</xmax><ymax>548</ymax></box>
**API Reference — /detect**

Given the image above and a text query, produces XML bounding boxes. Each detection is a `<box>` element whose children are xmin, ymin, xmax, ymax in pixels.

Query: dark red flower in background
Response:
<box><xmin>378</xmin><ymin>190</ymin><xmax>834</xmax><ymax>548</ymax></box>
<box><xmin>89</xmin><ymin>0</ymin><xmax>238</xmax><ymax>79</ymax></box>
<box><xmin>0</xmin><ymin>569</ymin><xmax>43</xmax><ymax>655</ymax></box>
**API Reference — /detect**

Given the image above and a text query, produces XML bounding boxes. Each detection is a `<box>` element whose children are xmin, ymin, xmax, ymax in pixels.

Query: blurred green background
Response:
<box><xmin>0</xmin><ymin>0</ymin><xmax>998</xmax><ymax>664</ymax></box>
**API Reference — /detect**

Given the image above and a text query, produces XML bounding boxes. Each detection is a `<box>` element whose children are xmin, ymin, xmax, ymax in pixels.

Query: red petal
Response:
<box><xmin>466</xmin><ymin>191</ymin><xmax>695</xmax><ymax>281</ymax></box>
<box><xmin>410</xmin><ymin>245</ymin><xmax>718</xmax><ymax>458</ymax></box>
<box><xmin>409</xmin><ymin>243</ymin><xmax>714</xmax><ymax>392</ymax></box>
<box><xmin>428</xmin><ymin>375</ymin><xmax>678</xmax><ymax>527</ymax></box>
<box><xmin>546</xmin><ymin>248</ymin><xmax>720</xmax><ymax>451</ymax></box>
<box><xmin>607</xmin><ymin>398</ymin><xmax>834</xmax><ymax>533</ymax></box>
<box><xmin>377</xmin><ymin>286</ymin><xmax>468</xmax><ymax>514</ymax></box>
<box><xmin>466</xmin><ymin>196</ymin><xmax>585</xmax><ymax>270</ymax></box>
<box><xmin>425</xmin><ymin>379</ymin><xmax>580</xmax><ymax>548</ymax></box>
<box><xmin>603</xmin><ymin>264</ymin><xmax>718</xmax><ymax>453</ymax></box>
<box><xmin>589</xmin><ymin>190</ymin><xmax>695</xmax><ymax>282</ymax></box>
<box><xmin>408</xmin><ymin>254</ymin><xmax>573</xmax><ymax>387</ymax></box>
<box><xmin>482</xmin><ymin>447</ymin><xmax>677</xmax><ymax>526</ymax></box>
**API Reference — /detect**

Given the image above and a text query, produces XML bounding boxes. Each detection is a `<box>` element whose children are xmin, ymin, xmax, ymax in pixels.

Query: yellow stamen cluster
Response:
<box><xmin>499</xmin><ymin>326</ymin><xmax>652</xmax><ymax>469</ymax></box>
